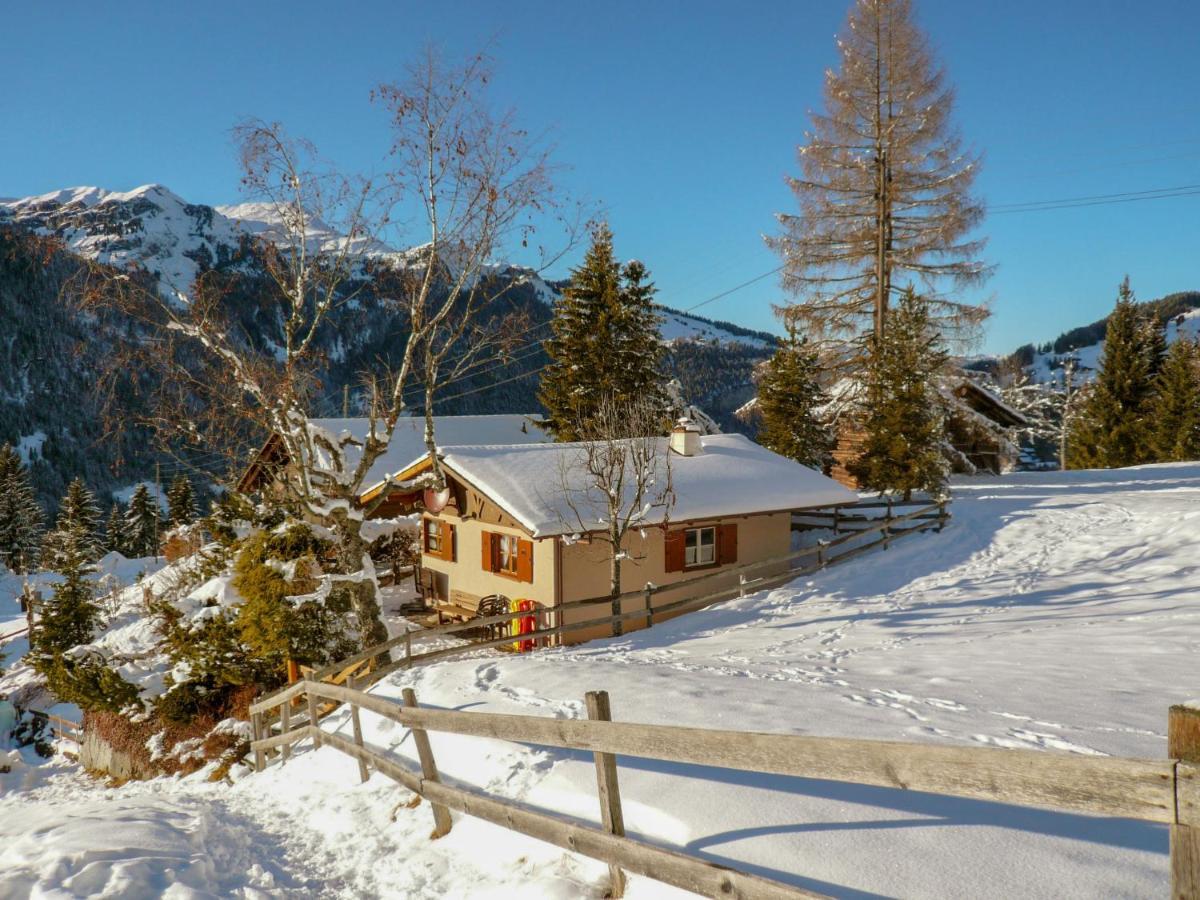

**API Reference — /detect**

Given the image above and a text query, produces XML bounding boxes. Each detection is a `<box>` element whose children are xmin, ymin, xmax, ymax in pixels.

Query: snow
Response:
<box><xmin>5</xmin><ymin>463</ymin><xmax>1199</xmax><ymax>897</ymax></box>
<box><xmin>15</xmin><ymin>430</ymin><xmax>47</xmax><ymax>464</ymax></box>
<box><xmin>299</xmin><ymin>414</ymin><xmax>549</xmax><ymax>496</ymax></box>
<box><xmin>657</xmin><ymin>308</ymin><xmax>774</xmax><ymax>349</ymax></box>
<box><xmin>439</xmin><ymin>433</ymin><xmax>858</xmax><ymax>537</ymax></box>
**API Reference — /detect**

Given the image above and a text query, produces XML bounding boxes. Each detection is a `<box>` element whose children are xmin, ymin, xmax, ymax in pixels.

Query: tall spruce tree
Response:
<box><xmin>538</xmin><ymin>225</ymin><xmax>668</xmax><ymax>441</ymax></box>
<box><xmin>1148</xmin><ymin>338</ymin><xmax>1200</xmax><ymax>462</ymax></box>
<box><xmin>166</xmin><ymin>475</ymin><xmax>197</xmax><ymax>528</ymax></box>
<box><xmin>124</xmin><ymin>484</ymin><xmax>161</xmax><ymax>558</ymax></box>
<box><xmin>1066</xmin><ymin>278</ymin><xmax>1157</xmax><ymax>469</ymax></box>
<box><xmin>848</xmin><ymin>287</ymin><xmax>949</xmax><ymax>499</ymax></box>
<box><xmin>756</xmin><ymin>325</ymin><xmax>832</xmax><ymax>469</ymax></box>
<box><xmin>42</xmin><ymin>478</ymin><xmax>104</xmax><ymax>569</ymax></box>
<box><xmin>0</xmin><ymin>444</ymin><xmax>45</xmax><ymax>574</ymax></box>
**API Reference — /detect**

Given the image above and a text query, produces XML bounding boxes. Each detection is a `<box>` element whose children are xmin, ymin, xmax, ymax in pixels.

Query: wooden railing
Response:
<box><xmin>254</xmin><ymin>499</ymin><xmax>948</xmax><ymax>728</ymax></box>
<box><xmin>249</xmin><ymin>683</ymin><xmax>1200</xmax><ymax>898</ymax></box>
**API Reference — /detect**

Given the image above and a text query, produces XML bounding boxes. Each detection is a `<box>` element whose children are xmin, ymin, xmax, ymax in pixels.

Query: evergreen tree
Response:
<box><xmin>31</xmin><ymin>522</ymin><xmax>101</xmax><ymax>662</ymax></box>
<box><xmin>756</xmin><ymin>324</ymin><xmax>832</xmax><ymax>469</ymax></box>
<box><xmin>41</xmin><ymin>478</ymin><xmax>103</xmax><ymax>569</ymax></box>
<box><xmin>166</xmin><ymin>475</ymin><xmax>197</xmax><ymax>528</ymax></box>
<box><xmin>0</xmin><ymin>444</ymin><xmax>44</xmax><ymax>574</ymax></box>
<box><xmin>124</xmin><ymin>484</ymin><xmax>161</xmax><ymax>558</ymax></box>
<box><xmin>1066</xmin><ymin>278</ymin><xmax>1157</xmax><ymax>469</ymax></box>
<box><xmin>538</xmin><ymin>225</ymin><xmax>668</xmax><ymax>440</ymax></box>
<box><xmin>848</xmin><ymin>288</ymin><xmax>949</xmax><ymax>500</ymax></box>
<box><xmin>105</xmin><ymin>503</ymin><xmax>128</xmax><ymax>556</ymax></box>
<box><xmin>1148</xmin><ymin>338</ymin><xmax>1200</xmax><ymax>462</ymax></box>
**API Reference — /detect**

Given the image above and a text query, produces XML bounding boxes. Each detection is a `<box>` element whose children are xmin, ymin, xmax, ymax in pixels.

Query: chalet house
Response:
<box><xmin>391</xmin><ymin>423</ymin><xmax>857</xmax><ymax>642</ymax></box>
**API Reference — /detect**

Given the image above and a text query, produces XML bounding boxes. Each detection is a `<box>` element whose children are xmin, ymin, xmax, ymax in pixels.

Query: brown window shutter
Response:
<box><xmin>442</xmin><ymin>522</ymin><xmax>456</xmax><ymax>562</ymax></box>
<box><xmin>664</xmin><ymin>530</ymin><xmax>685</xmax><ymax>573</ymax></box>
<box><xmin>516</xmin><ymin>539</ymin><xmax>534</xmax><ymax>583</ymax></box>
<box><xmin>718</xmin><ymin>523</ymin><xmax>738</xmax><ymax>565</ymax></box>
<box><xmin>480</xmin><ymin>531</ymin><xmax>494</xmax><ymax>572</ymax></box>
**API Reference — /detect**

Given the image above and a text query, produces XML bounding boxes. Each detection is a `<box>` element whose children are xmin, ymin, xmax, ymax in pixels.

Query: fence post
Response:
<box><xmin>585</xmin><ymin>690</ymin><xmax>627</xmax><ymax>899</ymax></box>
<box><xmin>817</xmin><ymin>543</ymin><xmax>826</xmax><ymax>569</ymax></box>
<box><xmin>251</xmin><ymin>711</ymin><xmax>265</xmax><ymax>772</ymax></box>
<box><xmin>643</xmin><ymin>584</ymin><xmax>654</xmax><ymax>630</ymax></box>
<box><xmin>305</xmin><ymin>677</ymin><xmax>322</xmax><ymax>749</ymax></box>
<box><xmin>405</xmin><ymin>629</ymin><xmax>413</xmax><ymax>669</ymax></box>
<box><xmin>402</xmin><ymin>688</ymin><xmax>453</xmax><ymax>838</ymax></box>
<box><xmin>884</xmin><ymin>498</ymin><xmax>894</xmax><ymax>550</ymax></box>
<box><xmin>1170</xmin><ymin>704</ymin><xmax>1200</xmax><ymax>899</ymax></box>
<box><xmin>280</xmin><ymin>696</ymin><xmax>292</xmax><ymax>763</ymax></box>
<box><xmin>349</xmin><ymin>676</ymin><xmax>370</xmax><ymax>784</ymax></box>
<box><xmin>833</xmin><ymin>507</ymin><xmax>840</xmax><ymax>534</ymax></box>
<box><xmin>738</xmin><ymin>573</ymin><xmax>747</xmax><ymax>598</ymax></box>
<box><xmin>937</xmin><ymin>500</ymin><xmax>948</xmax><ymax>533</ymax></box>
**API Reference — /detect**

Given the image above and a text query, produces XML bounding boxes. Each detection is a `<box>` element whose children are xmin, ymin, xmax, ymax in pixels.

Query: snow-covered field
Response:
<box><xmin>4</xmin><ymin>463</ymin><xmax>1199</xmax><ymax>898</ymax></box>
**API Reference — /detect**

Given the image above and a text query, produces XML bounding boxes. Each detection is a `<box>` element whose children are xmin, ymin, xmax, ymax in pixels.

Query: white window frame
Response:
<box><xmin>684</xmin><ymin>526</ymin><xmax>716</xmax><ymax>568</ymax></box>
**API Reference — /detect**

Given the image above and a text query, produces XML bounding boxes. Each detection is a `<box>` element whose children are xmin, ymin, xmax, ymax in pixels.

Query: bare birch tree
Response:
<box><xmin>767</xmin><ymin>0</ymin><xmax>989</xmax><ymax>367</ymax></box>
<box><xmin>84</xmin><ymin>50</ymin><xmax>574</xmax><ymax>651</ymax></box>
<box><xmin>556</xmin><ymin>396</ymin><xmax>675</xmax><ymax>637</ymax></box>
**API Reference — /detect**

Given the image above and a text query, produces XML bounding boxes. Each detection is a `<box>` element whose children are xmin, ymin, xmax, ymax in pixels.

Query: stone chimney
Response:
<box><xmin>670</xmin><ymin>418</ymin><xmax>702</xmax><ymax>457</ymax></box>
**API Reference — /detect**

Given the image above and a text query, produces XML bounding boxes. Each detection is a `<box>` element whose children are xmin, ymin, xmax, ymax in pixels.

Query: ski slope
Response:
<box><xmin>4</xmin><ymin>463</ymin><xmax>1199</xmax><ymax>898</ymax></box>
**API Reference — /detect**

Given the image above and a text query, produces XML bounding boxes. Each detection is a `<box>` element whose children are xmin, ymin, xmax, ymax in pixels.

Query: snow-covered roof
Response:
<box><xmin>307</xmin><ymin>415</ymin><xmax>548</xmax><ymax>495</ymax></box>
<box><xmin>438</xmin><ymin>433</ymin><xmax>857</xmax><ymax>538</ymax></box>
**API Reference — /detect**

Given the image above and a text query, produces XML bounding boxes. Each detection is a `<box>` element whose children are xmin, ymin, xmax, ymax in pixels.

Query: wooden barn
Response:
<box><xmin>826</xmin><ymin>378</ymin><xmax>1028</xmax><ymax>490</ymax></box>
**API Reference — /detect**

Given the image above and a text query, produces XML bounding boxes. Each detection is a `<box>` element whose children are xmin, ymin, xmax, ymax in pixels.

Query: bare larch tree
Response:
<box><xmin>555</xmin><ymin>395</ymin><xmax>675</xmax><ymax>637</ymax></box>
<box><xmin>767</xmin><ymin>0</ymin><xmax>989</xmax><ymax>366</ymax></box>
<box><xmin>85</xmin><ymin>50</ymin><xmax>573</xmax><ymax>651</ymax></box>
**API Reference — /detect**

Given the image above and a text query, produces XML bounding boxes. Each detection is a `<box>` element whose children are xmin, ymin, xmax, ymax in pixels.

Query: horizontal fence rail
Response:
<box><xmin>249</xmin><ymin>683</ymin><xmax>1200</xmax><ymax>898</ymax></box>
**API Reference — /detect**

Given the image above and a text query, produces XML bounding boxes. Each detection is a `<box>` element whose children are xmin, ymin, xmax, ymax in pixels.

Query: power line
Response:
<box><xmin>991</xmin><ymin>183</ymin><xmax>1200</xmax><ymax>212</ymax></box>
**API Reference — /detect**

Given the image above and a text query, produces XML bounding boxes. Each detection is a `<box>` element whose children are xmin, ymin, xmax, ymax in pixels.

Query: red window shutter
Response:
<box><xmin>664</xmin><ymin>530</ymin><xmax>685</xmax><ymax>573</ymax></box>
<box><xmin>516</xmin><ymin>539</ymin><xmax>534</xmax><ymax>583</ymax></box>
<box><xmin>718</xmin><ymin>523</ymin><xmax>738</xmax><ymax>565</ymax></box>
<box><xmin>481</xmin><ymin>531</ymin><xmax>494</xmax><ymax>572</ymax></box>
<box><xmin>443</xmin><ymin>522</ymin><xmax>456</xmax><ymax>562</ymax></box>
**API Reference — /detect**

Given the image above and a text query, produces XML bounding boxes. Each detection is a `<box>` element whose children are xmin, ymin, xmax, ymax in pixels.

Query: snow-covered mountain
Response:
<box><xmin>0</xmin><ymin>184</ymin><xmax>775</xmax><ymax>351</ymax></box>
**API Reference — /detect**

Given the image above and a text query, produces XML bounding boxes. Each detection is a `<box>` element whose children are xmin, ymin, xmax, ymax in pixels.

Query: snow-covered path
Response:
<box><xmin>4</xmin><ymin>464</ymin><xmax>1198</xmax><ymax>898</ymax></box>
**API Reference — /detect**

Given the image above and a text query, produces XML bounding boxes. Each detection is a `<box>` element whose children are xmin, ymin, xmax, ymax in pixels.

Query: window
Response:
<box><xmin>497</xmin><ymin>534</ymin><xmax>519</xmax><ymax>575</ymax></box>
<box><xmin>424</xmin><ymin>519</ymin><xmax>442</xmax><ymax>555</ymax></box>
<box><xmin>684</xmin><ymin>527</ymin><xmax>716</xmax><ymax>568</ymax></box>
<box><xmin>482</xmin><ymin>531</ymin><xmax>533</xmax><ymax>583</ymax></box>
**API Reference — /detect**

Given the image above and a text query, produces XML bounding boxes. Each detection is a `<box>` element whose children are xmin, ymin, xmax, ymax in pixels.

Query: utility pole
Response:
<box><xmin>342</xmin><ymin>384</ymin><xmax>350</xmax><ymax>417</ymax></box>
<box><xmin>1059</xmin><ymin>357</ymin><xmax>1077</xmax><ymax>469</ymax></box>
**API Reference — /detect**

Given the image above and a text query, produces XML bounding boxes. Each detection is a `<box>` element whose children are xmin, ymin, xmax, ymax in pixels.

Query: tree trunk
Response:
<box><xmin>610</xmin><ymin>537</ymin><xmax>623</xmax><ymax>638</ymax></box>
<box><xmin>333</xmin><ymin>516</ymin><xmax>390</xmax><ymax>654</ymax></box>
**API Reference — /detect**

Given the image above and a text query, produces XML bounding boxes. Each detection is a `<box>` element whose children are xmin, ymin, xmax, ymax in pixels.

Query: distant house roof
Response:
<box><xmin>431</xmin><ymin>433</ymin><xmax>857</xmax><ymax>538</ymax></box>
<box><xmin>237</xmin><ymin>414</ymin><xmax>547</xmax><ymax>495</ymax></box>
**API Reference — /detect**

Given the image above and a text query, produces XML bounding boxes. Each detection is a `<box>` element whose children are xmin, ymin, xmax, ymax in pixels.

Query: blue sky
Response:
<box><xmin>5</xmin><ymin>0</ymin><xmax>1198</xmax><ymax>354</ymax></box>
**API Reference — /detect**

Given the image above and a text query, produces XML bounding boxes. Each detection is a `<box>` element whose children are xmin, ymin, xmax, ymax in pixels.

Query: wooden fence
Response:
<box><xmin>254</xmin><ymin>499</ymin><xmax>948</xmax><ymax>731</ymax></box>
<box><xmin>249</xmin><ymin>683</ymin><xmax>1200</xmax><ymax>898</ymax></box>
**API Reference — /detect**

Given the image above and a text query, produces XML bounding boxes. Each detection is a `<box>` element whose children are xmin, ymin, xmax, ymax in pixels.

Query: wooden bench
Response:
<box><xmin>433</xmin><ymin>602</ymin><xmax>477</xmax><ymax>625</ymax></box>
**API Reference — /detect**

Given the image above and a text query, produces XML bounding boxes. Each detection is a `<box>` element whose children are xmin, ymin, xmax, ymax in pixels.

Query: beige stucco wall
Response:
<box><xmin>420</xmin><ymin>512</ymin><xmax>557</xmax><ymax>610</ymax></box>
<box><xmin>557</xmin><ymin>512</ymin><xmax>794</xmax><ymax>643</ymax></box>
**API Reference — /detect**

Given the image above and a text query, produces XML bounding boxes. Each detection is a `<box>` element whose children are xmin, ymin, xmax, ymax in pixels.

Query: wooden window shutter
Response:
<box><xmin>664</xmin><ymin>530</ymin><xmax>685</xmax><ymax>573</ymax></box>
<box><xmin>481</xmin><ymin>531</ymin><xmax>495</xmax><ymax>572</ymax></box>
<box><xmin>442</xmin><ymin>522</ymin><xmax>456</xmax><ymax>563</ymax></box>
<box><xmin>516</xmin><ymin>538</ymin><xmax>534</xmax><ymax>583</ymax></box>
<box><xmin>718</xmin><ymin>523</ymin><xmax>738</xmax><ymax>565</ymax></box>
